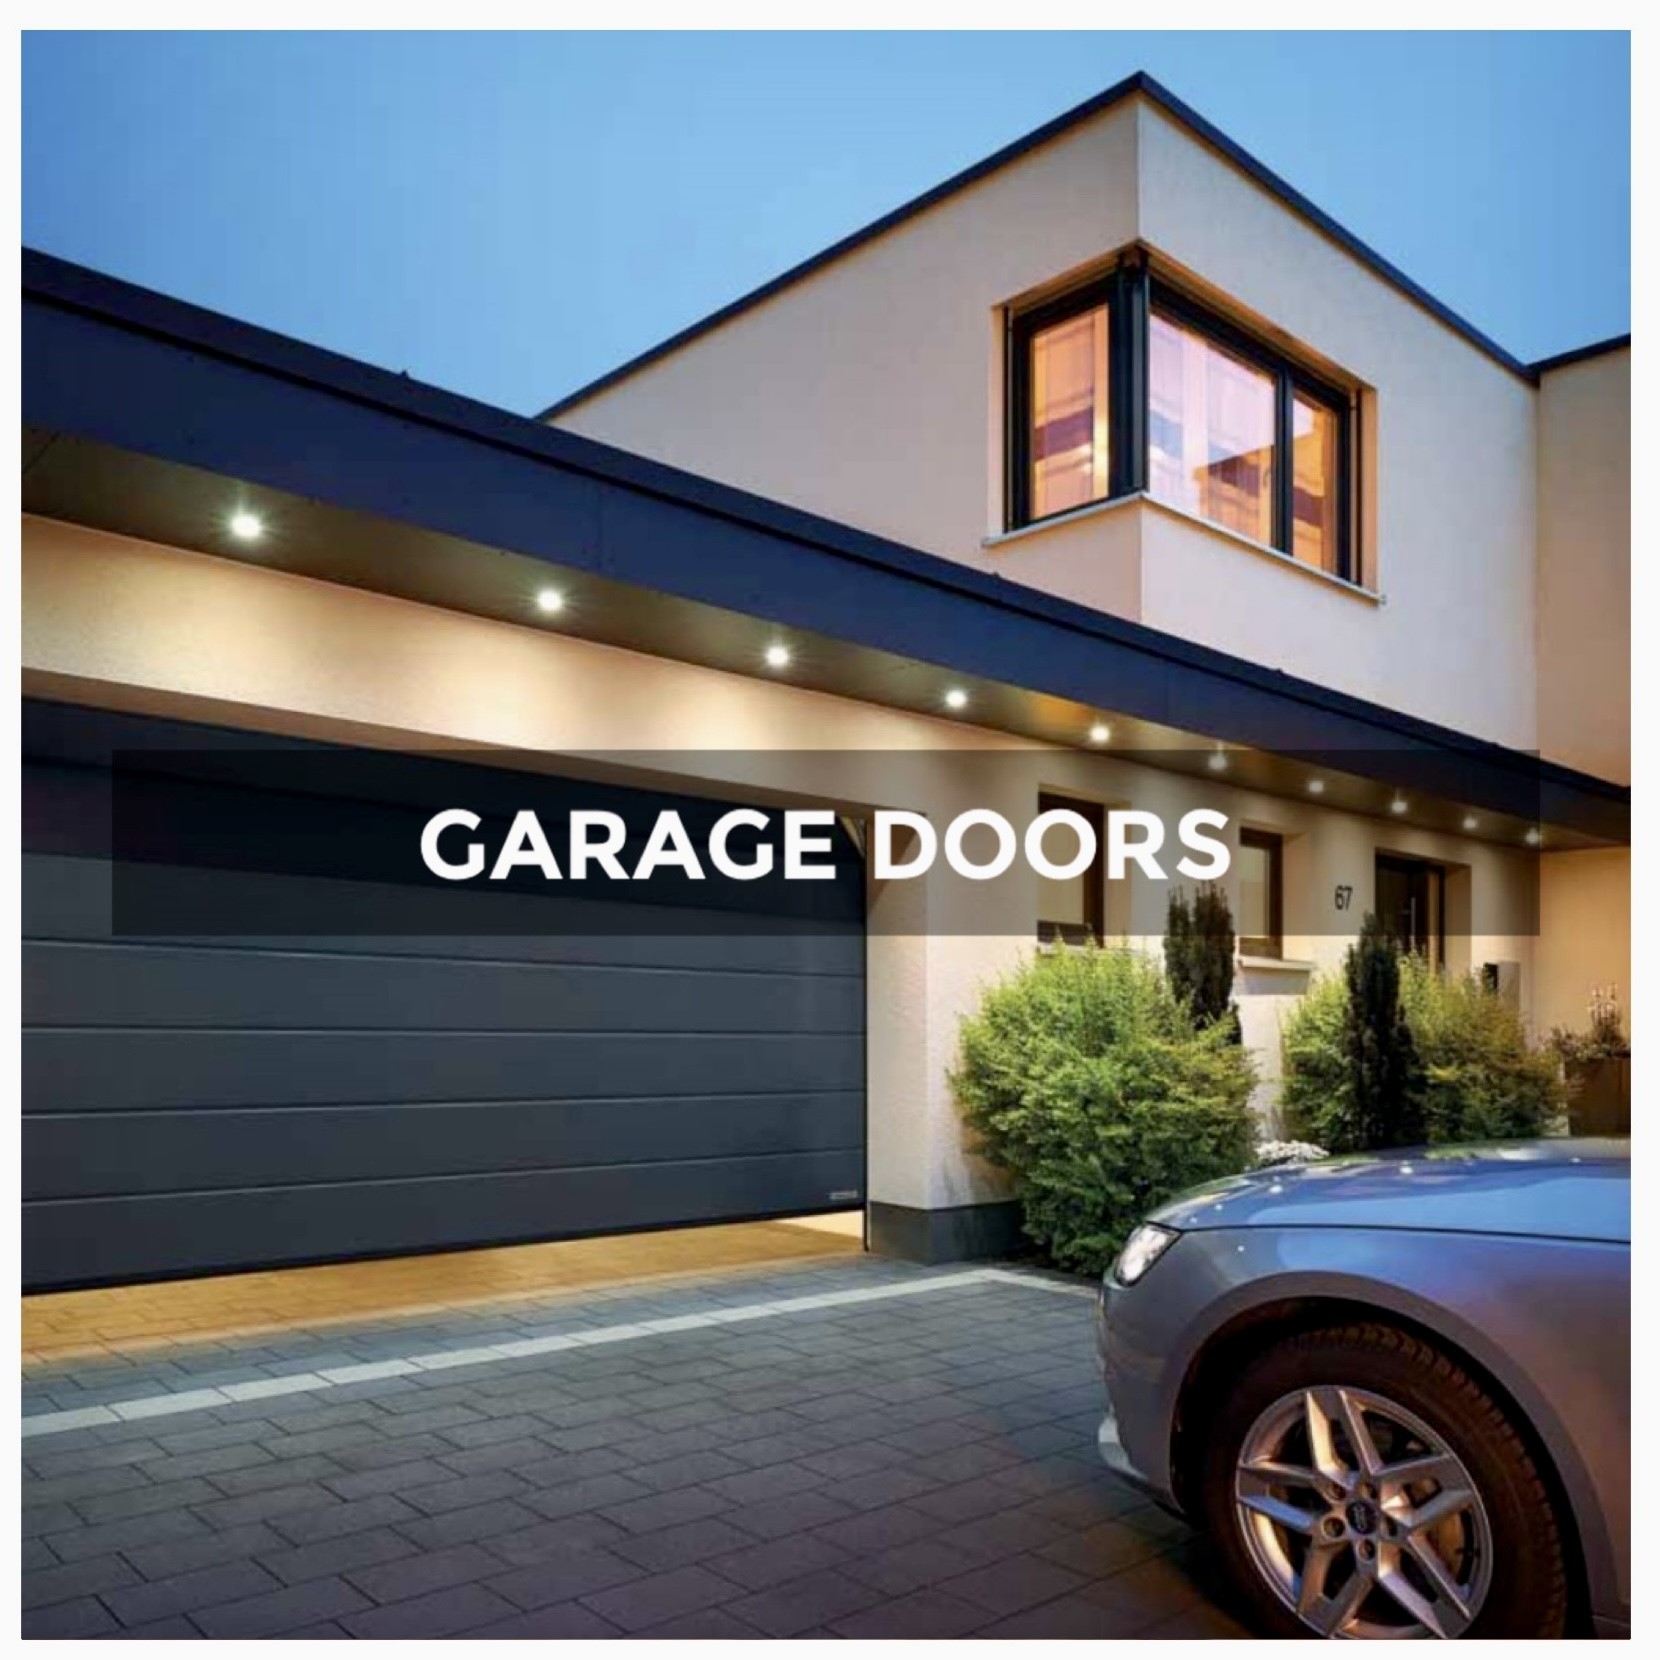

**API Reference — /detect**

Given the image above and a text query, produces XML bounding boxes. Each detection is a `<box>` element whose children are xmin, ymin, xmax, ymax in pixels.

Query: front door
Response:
<box><xmin>1375</xmin><ymin>854</ymin><xmax>1444</xmax><ymax>966</ymax></box>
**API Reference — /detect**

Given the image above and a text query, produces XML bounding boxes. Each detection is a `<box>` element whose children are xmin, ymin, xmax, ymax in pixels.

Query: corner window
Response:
<box><xmin>1035</xmin><ymin>793</ymin><xmax>1104</xmax><ymax>944</ymax></box>
<box><xmin>1007</xmin><ymin>257</ymin><xmax>1355</xmax><ymax>582</ymax></box>
<box><xmin>1236</xmin><ymin>829</ymin><xmax>1283</xmax><ymax>958</ymax></box>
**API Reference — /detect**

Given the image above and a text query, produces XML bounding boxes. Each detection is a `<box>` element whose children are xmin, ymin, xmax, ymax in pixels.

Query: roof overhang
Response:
<box><xmin>21</xmin><ymin>249</ymin><xmax>1628</xmax><ymax>848</ymax></box>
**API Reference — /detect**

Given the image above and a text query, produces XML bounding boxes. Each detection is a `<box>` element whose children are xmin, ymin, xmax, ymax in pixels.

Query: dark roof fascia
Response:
<box><xmin>538</xmin><ymin>70</ymin><xmax>1539</xmax><ymax>418</ymax></box>
<box><xmin>1531</xmin><ymin>333</ymin><xmax>1631</xmax><ymax>376</ymax></box>
<box><xmin>22</xmin><ymin>248</ymin><xmax>1627</xmax><ymax>842</ymax></box>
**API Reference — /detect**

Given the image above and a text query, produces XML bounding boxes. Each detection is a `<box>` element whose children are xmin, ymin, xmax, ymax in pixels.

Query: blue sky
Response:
<box><xmin>23</xmin><ymin>31</ymin><xmax>1629</xmax><ymax>414</ymax></box>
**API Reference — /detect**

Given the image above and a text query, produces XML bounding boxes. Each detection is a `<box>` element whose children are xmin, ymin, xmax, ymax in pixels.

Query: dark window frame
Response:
<box><xmin>1236</xmin><ymin>828</ymin><xmax>1284</xmax><ymax>959</ymax></box>
<box><xmin>1006</xmin><ymin>253</ymin><xmax>1356</xmax><ymax>583</ymax></box>
<box><xmin>1034</xmin><ymin>792</ymin><xmax>1105</xmax><ymax>945</ymax></box>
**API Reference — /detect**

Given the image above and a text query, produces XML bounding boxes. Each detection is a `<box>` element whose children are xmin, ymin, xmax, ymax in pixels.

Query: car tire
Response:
<box><xmin>1199</xmin><ymin>1322</ymin><xmax>1568</xmax><ymax>1638</ymax></box>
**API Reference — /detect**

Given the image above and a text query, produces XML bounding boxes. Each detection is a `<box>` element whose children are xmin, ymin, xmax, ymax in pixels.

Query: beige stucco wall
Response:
<box><xmin>25</xmin><ymin>516</ymin><xmax>1565</xmax><ymax>1207</ymax></box>
<box><xmin>1536</xmin><ymin>346</ymin><xmax>1630</xmax><ymax>784</ymax></box>
<box><xmin>1134</xmin><ymin>103</ymin><xmax>1540</xmax><ymax>752</ymax></box>
<box><xmin>556</xmin><ymin>101</ymin><xmax>1140</xmax><ymax>613</ymax></box>
<box><xmin>1535</xmin><ymin>848</ymin><xmax>1631</xmax><ymax>1040</ymax></box>
<box><xmin>549</xmin><ymin>89</ymin><xmax>1575</xmax><ymax>757</ymax></box>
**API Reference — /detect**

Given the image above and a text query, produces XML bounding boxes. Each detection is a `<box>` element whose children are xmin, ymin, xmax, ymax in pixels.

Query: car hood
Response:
<box><xmin>1150</xmin><ymin>1138</ymin><xmax>1629</xmax><ymax>1243</ymax></box>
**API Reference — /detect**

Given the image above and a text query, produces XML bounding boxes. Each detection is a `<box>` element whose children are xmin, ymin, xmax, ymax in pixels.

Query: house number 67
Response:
<box><xmin>1334</xmin><ymin>884</ymin><xmax>1354</xmax><ymax>911</ymax></box>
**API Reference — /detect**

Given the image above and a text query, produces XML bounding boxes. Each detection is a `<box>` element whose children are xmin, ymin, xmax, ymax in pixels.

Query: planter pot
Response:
<box><xmin>1566</xmin><ymin>1056</ymin><xmax>1630</xmax><ymax>1136</ymax></box>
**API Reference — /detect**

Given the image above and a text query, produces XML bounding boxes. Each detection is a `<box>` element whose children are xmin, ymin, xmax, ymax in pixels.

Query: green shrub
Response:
<box><xmin>952</xmin><ymin>944</ymin><xmax>1255</xmax><ymax>1273</ymax></box>
<box><xmin>1279</xmin><ymin>973</ymin><xmax>1356</xmax><ymax>1149</ymax></box>
<box><xmin>1345</xmin><ymin>914</ymin><xmax>1427</xmax><ymax>1150</ymax></box>
<box><xmin>1283</xmin><ymin>952</ymin><xmax>1565</xmax><ymax>1151</ymax></box>
<box><xmin>1399</xmin><ymin>955</ymin><xmax>1565</xmax><ymax>1142</ymax></box>
<box><xmin>1165</xmin><ymin>884</ymin><xmax>1242</xmax><ymax>1041</ymax></box>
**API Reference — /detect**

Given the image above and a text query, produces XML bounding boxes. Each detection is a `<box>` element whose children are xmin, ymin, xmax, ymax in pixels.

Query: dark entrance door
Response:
<box><xmin>1375</xmin><ymin>854</ymin><xmax>1444</xmax><ymax>966</ymax></box>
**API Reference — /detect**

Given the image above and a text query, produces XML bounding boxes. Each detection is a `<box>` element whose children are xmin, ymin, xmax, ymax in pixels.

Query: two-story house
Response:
<box><xmin>543</xmin><ymin>71</ymin><xmax>1631</xmax><ymax>1131</ymax></box>
<box><xmin>21</xmin><ymin>74</ymin><xmax>1628</xmax><ymax>1288</ymax></box>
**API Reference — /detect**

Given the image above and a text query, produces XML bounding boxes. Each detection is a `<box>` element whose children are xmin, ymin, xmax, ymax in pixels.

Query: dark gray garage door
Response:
<box><xmin>22</xmin><ymin>701</ymin><xmax>866</xmax><ymax>1291</ymax></box>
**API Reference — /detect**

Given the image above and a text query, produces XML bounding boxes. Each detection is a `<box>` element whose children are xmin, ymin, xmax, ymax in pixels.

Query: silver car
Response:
<box><xmin>1096</xmin><ymin>1138</ymin><xmax>1629</xmax><ymax>1638</ymax></box>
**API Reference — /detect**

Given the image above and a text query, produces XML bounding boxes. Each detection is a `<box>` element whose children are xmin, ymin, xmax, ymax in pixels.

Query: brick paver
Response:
<box><xmin>21</xmin><ymin>1256</ymin><xmax>1252</xmax><ymax>1638</ymax></box>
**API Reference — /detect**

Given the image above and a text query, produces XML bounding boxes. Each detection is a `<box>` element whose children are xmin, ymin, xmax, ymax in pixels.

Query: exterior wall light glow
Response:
<box><xmin>1390</xmin><ymin>798</ymin><xmax>1409</xmax><ymax>815</ymax></box>
<box><xmin>1088</xmin><ymin>723</ymin><xmax>1111</xmax><ymax>745</ymax></box>
<box><xmin>1306</xmin><ymin>779</ymin><xmax>1325</xmax><ymax>795</ymax></box>
<box><xmin>535</xmin><ymin>588</ymin><xmax>565</xmax><ymax>615</ymax></box>
<box><xmin>1525</xmin><ymin>827</ymin><xmax>1542</xmax><ymax>846</ymax></box>
<box><xmin>764</xmin><ymin>643</ymin><xmax>791</xmax><ymax>670</ymax></box>
<box><xmin>944</xmin><ymin>688</ymin><xmax>969</xmax><ymax>711</ymax></box>
<box><xmin>229</xmin><ymin>510</ymin><xmax>264</xmax><ymax>542</ymax></box>
<box><xmin>1207</xmin><ymin>750</ymin><xmax>1228</xmax><ymax>772</ymax></box>
<box><xmin>1462</xmin><ymin>815</ymin><xmax>1479</xmax><ymax>832</ymax></box>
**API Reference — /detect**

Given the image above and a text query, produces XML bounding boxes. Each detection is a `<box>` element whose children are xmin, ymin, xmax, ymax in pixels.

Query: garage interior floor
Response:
<box><xmin>23</xmin><ymin>1215</ymin><xmax>865</xmax><ymax>1367</ymax></box>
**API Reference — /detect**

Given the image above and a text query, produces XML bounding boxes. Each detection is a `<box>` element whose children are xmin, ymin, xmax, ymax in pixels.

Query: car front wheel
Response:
<box><xmin>1200</xmin><ymin>1322</ymin><xmax>1568</xmax><ymax>1638</ymax></box>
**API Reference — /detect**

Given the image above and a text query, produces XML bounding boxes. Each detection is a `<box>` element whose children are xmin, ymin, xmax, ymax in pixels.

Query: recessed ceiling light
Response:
<box><xmin>1525</xmin><ymin>827</ymin><xmax>1542</xmax><ymax>846</ymax></box>
<box><xmin>535</xmin><ymin>588</ymin><xmax>565</xmax><ymax>615</ymax></box>
<box><xmin>228</xmin><ymin>510</ymin><xmax>264</xmax><ymax>542</ymax></box>
<box><xmin>1207</xmin><ymin>750</ymin><xmax>1228</xmax><ymax>772</ymax></box>
<box><xmin>764</xmin><ymin>643</ymin><xmax>791</xmax><ymax>670</ymax></box>
<box><xmin>1462</xmin><ymin>814</ymin><xmax>1479</xmax><ymax>832</ymax></box>
<box><xmin>944</xmin><ymin>687</ymin><xmax>968</xmax><ymax>711</ymax></box>
<box><xmin>1306</xmin><ymin>778</ymin><xmax>1325</xmax><ymax>795</ymax></box>
<box><xmin>1390</xmin><ymin>798</ymin><xmax>1409</xmax><ymax>815</ymax></box>
<box><xmin>1088</xmin><ymin>723</ymin><xmax>1111</xmax><ymax>745</ymax></box>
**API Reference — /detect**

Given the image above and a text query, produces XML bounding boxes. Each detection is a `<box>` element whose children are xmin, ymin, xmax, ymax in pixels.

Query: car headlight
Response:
<box><xmin>1112</xmin><ymin>1222</ymin><xmax>1178</xmax><ymax>1287</ymax></box>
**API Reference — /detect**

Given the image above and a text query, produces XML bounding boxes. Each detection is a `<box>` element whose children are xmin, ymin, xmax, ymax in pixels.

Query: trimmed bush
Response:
<box><xmin>1282</xmin><ymin>950</ymin><xmax>1564</xmax><ymax>1151</ymax></box>
<box><xmin>953</xmin><ymin>944</ymin><xmax>1255</xmax><ymax>1273</ymax></box>
<box><xmin>1165</xmin><ymin>884</ymin><xmax>1242</xmax><ymax>1041</ymax></box>
<box><xmin>1345</xmin><ymin>914</ymin><xmax>1427</xmax><ymax>1150</ymax></box>
<box><xmin>1399</xmin><ymin>955</ymin><xmax>1565</xmax><ymax>1142</ymax></box>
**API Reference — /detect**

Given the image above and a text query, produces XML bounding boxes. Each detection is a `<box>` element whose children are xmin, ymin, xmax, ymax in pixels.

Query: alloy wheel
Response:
<box><xmin>1233</xmin><ymin>1384</ymin><xmax>1494</xmax><ymax>1638</ymax></box>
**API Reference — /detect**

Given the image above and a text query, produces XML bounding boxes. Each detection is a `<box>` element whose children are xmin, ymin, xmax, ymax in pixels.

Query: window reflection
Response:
<box><xmin>1148</xmin><ymin>312</ymin><xmax>1276</xmax><ymax>545</ymax></box>
<box><xmin>1030</xmin><ymin>305</ymin><xmax>1109</xmax><ymax>519</ymax></box>
<box><xmin>1292</xmin><ymin>395</ymin><xmax>1340</xmax><ymax>572</ymax></box>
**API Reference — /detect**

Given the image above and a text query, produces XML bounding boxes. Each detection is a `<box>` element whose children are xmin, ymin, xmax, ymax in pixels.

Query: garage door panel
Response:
<box><xmin>23</xmin><ymin>702</ymin><xmax>868</xmax><ymax>1291</ymax></box>
<box><xmin>24</xmin><ymin>1093</ymin><xmax>866</xmax><ymax>1198</ymax></box>
<box><xmin>24</xmin><ymin>940</ymin><xmax>864</xmax><ymax>1033</ymax></box>
<box><xmin>26</xmin><ymin>1030</ymin><xmax>865</xmax><ymax>1113</ymax></box>
<box><xmin>26</xmin><ymin>1151</ymin><xmax>868</xmax><ymax>1288</ymax></box>
<box><xmin>23</xmin><ymin>852</ymin><xmax>866</xmax><ymax>978</ymax></box>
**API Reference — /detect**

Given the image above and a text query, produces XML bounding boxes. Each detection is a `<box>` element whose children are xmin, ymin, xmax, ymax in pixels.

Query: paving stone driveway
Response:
<box><xmin>22</xmin><ymin>1257</ymin><xmax>1251</xmax><ymax>1638</ymax></box>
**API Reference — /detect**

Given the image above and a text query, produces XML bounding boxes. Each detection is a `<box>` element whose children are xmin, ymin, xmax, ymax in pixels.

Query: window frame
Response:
<box><xmin>1236</xmin><ymin>827</ymin><xmax>1284</xmax><ymax>959</ymax></box>
<box><xmin>1034</xmin><ymin>792</ymin><xmax>1105</xmax><ymax>945</ymax></box>
<box><xmin>1006</xmin><ymin>255</ymin><xmax>1356</xmax><ymax>583</ymax></box>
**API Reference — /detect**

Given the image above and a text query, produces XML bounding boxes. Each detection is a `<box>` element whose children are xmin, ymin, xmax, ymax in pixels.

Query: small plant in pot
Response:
<box><xmin>1550</xmin><ymin>985</ymin><xmax>1630</xmax><ymax>1135</ymax></box>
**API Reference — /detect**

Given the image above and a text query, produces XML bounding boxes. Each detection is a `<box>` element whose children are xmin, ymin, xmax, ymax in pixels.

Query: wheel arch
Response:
<box><xmin>1166</xmin><ymin>1292</ymin><xmax>1592</xmax><ymax>1632</ymax></box>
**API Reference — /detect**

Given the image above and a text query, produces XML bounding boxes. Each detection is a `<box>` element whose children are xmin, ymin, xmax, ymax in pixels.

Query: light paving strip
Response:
<box><xmin>20</xmin><ymin>1266</ymin><xmax>1091</xmax><ymax>1440</ymax></box>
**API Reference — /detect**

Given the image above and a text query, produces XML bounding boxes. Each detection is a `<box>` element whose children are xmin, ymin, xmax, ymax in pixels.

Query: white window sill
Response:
<box><xmin>983</xmin><ymin>491</ymin><xmax>1384</xmax><ymax>607</ymax></box>
<box><xmin>1238</xmin><ymin>955</ymin><xmax>1318</xmax><ymax>974</ymax></box>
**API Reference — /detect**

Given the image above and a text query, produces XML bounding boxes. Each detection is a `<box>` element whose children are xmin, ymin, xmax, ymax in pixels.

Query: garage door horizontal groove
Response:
<box><xmin>26</xmin><ymin>1087</ymin><xmax>862</xmax><ymax>1116</ymax></box>
<box><xmin>25</xmin><ymin>1142</ymin><xmax>871</xmax><ymax>1204</ymax></box>
<box><xmin>24</xmin><ymin>1024</ymin><xmax>865</xmax><ymax>1036</ymax></box>
<box><xmin>27</xmin><ymin>935</ymin><xmax>866</xmax><ymax>980</ymax></box>
<box><xmin>25</xmin><ymin>1095</ymin><xmax>866</xmax><ymax>1198</ymax></box>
